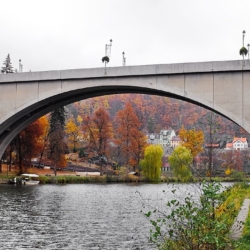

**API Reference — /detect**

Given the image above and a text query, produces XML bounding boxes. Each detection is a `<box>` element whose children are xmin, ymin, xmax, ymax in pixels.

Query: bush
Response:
<box><xmin>144</xmin><ymin>181</ymin><xmax>239</xmax><ymax>249</ymax></box>
<box><xmin>231</xmin><ymin>171</ymin><xmax>246</xmax><ymax>182</ymax></box>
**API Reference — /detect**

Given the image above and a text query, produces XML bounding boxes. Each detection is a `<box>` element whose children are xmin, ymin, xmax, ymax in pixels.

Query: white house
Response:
<box><xmin>160</xmin><ymin>129</ymin><xmax>176</xmax><ymax>147</ymax></box>
<box><xmin>225</xmin><ymin>137</ymin><xmax>248</xmax><ymax>150</ymax></box>
<box><xmin>148</xmin><ymin>129</ymin><xmax>176</xmax><ymax>147</ymax></box>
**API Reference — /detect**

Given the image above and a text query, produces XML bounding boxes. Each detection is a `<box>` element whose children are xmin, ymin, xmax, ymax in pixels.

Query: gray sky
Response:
<box><xmin>1</xmin><ymin>0</ymin><xmax>250</xmax><ymax>72</ymax></box>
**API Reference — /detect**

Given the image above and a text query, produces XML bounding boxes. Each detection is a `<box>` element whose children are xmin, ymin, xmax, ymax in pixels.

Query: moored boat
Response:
<box><xmin>9</xmin><ymin>174</ymin><xmax>40</xmax><ymax>185</ymax></box>
<box><xmin>20</xmin><ymin>174</ymin><xmax>40</xmax><ymax>185</ymax></box>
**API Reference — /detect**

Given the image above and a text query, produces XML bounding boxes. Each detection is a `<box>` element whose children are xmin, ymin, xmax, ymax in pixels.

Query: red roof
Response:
<box><xmin>226</xmin><ymin>143</ymin><xmax>233</xmax><ymax>148</ymax></box>
<box><xmin>232</xmin><ymin>137</ymin><xmax>247</xmax><ymax>143</ymax></box>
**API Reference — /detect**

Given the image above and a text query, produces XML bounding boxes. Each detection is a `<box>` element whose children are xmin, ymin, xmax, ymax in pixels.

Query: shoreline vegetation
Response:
<box><xmin>1</xmin><ymin>172</ymin><xmax>250</xmax><ymax>184</ymax></box>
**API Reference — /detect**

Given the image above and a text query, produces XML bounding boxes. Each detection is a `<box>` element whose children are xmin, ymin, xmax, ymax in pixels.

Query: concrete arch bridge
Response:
<box><xmin>0</xmin><ymin>60</ymin><xmax>250</xmax><ymax>159</ymax></box>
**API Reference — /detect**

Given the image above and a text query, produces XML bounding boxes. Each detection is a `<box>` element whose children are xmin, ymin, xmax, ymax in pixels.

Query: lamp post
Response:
<box><xmin>102</xmin><ymin>39</ymin><xmax>113</xmax><ymax>68</ymax></box>
<box><xmin>240</xmin><ymin>30</ymin><xmax>247</xmax><ymax>66</ymax></box>
<box><xmin>122</xmin><ymin>52</ymin><xmax>126</xmax><ymax>66</ymax></box>
<box><xmin>243</xmin><ymin>30</ymin><xmax>246</xmax><ymax>47</ymax></box>
<box><xmin>248</xmin><ymin>44</ymin><xmax>250</xmax><ymax>60</ymax></box>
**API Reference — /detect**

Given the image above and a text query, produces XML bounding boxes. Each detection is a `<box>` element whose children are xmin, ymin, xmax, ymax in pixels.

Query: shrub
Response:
<box><xmin>144</xmin><ymin>181</ymin><xmax>239</xmax><ymax>249</ymax></box>
<box><xmin>231</xmin><ymin>171</ymin><xmax>246</xmax><ymax>182</ymax></box>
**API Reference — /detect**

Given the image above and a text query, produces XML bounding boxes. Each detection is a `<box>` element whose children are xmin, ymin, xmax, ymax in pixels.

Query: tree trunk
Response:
<box><xmin>54</xmin><ymin>163</ymin><xmax>57</xmax><ymax>176</ymax></box>
<box><xmin>9</xmin><ymin>150</ymin><xmax>12</xmax><ymax>172</ymax></box>
<box><xmin>0</xmin><ymin>158</ymin><xmax>2</xmax><ymax>173</ymax></box>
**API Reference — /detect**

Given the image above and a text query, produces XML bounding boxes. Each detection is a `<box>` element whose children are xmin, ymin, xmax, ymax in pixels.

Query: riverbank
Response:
<box><xmin>1</xmin><ymin>170</ymin><xmax>250</xmax><ymax>184</ymax></box>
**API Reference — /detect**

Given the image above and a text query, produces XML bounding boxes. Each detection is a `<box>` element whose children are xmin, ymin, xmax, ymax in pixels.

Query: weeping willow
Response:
<box><xmin>168</xmin><ymin>146</ymin><xmax>193</xmax><ymax>180</ymax></box>
<box><xmin>140</xmin><ymin>144</ymin><xmax>163</xmax><ymax>182</ymax></box>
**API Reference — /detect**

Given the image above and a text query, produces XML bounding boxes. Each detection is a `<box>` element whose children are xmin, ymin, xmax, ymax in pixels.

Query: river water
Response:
<box><xmin>0</xmin><ymin>183</ymin><xmax>233</xmax><ymax>250</ymax></box>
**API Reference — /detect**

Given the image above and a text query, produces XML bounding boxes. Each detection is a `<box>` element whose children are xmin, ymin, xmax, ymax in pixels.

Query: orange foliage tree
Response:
<box><xmin>82</xmin><ymin>107</ymin><xmax>113</xmax><ymax>174</ymax></box>
<box><xmin>37</xmin><ymin>115</ymin><xmax>50</xmax><ymax>167</ymax></box>
<box><xmin>16</xmin><ymin>117</ymin><xmax>46</xmax><ymax>173</ymax></box>
<box><xmin>179</xmin><ymin>127</ymin><xmax>204</xmax><ymax>158</ymax></box>
<box><xmin>114</xmin><ymin>103</ymin><xmax>148</xmax><ymax>171</ymax></box>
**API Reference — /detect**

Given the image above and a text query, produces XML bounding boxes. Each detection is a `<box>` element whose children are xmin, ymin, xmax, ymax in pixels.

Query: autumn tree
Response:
<box><xmin>65</xmin><ymin>117</ymin><xmax>80</xmax><ymax>152</ymax></box>
<box><xmin>15</xmin><ymin>118</ymin><xmax>45</xmax><ymax>173</ymax></box>
<box><xmin>140</xmin><ymin>144</ymin><xmax>163</xmax><ymax>182</ymax></box>
<box><xmin>37</xmin><ymin>116</ymin><xmax>50</xmax><ymax>167</ymax></box>
<box><xmin>114</xmin><ymin>103</ymin><xmax>147</xmax><ymax>171</ymax></box>
<box><xmin>168</xmin><ymin>146</ymin><xmax>193</xmax><ymax>180</ymax></box>
<box><xmin>179</xmin><ymin>127</ymin><xmax>204</xmax><ymax>158</ymax></box>
<box><xmin>82</xmin><ymin>107</ymin><xmax>113</xmax><ymax>175</ymax></box>
<box><xmin>220</xmin><ymin>150</ymin><xmax>243</xmax><ymax>174</ymax></box>
<box><xmin>1</xmin><ymin>54</ymin><xmax>14</xmax><ymax>74</ymax></box>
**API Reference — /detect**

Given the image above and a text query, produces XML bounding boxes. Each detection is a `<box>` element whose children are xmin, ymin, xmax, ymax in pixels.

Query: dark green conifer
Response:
<box><xmin>1</xmin><ymin>54</ymin><xmax>14</xmax><ymax>74</ymax></box>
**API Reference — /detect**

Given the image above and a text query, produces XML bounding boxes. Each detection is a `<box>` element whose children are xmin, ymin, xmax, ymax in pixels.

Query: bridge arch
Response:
<box><xmin>0</xmin><ymin>60</ymin><xmax>250</xmax><ymax>158</ymax></box>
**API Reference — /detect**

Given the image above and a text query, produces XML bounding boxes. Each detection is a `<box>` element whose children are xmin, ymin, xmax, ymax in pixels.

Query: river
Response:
<box><xmin>0</xmin><ymin>182</ymin><xmax>233</xmax><ymax>250</ymax></box>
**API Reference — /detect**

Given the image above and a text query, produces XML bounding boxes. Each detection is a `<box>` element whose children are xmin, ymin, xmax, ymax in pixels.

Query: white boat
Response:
<box><xmin>21</xmin><ymin>174</ymin><xmax>40</xmax><ymax>185</ymax></box>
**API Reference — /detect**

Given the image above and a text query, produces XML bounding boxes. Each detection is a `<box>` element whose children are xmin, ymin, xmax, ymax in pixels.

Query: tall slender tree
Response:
<box><xmin>49</xmin><ymin>107</ymin><xmax>67</xmax><ymax>134</ymax></box>
<box><xmin>49</xmin><ymin>107</ymin><xmax>67</xmax><ymax>175</ymax></box>
<box><xmin>114</xmin><ymin>103</ymin><xmax>147</xmax><ymax>171</ymax></box>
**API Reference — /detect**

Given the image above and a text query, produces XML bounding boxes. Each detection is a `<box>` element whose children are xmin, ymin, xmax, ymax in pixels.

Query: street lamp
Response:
<box><xmin>122</xmin><ymin>52</ymin><xmax>126</xmax><ymax>66</ymax></box>
<box><xmin>102</xmin><ymin>39</ymin><xmax>113</xmax><ymax>68</ymax></box>
<box><xmin>243</xmin><ymin>30</ymin><xmax>246</xmax><ymax>47</ymax></box>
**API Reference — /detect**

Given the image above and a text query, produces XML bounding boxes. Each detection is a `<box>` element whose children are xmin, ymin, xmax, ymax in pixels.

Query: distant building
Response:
<box><xmin>170</xmin><ymin>136</ymin><xmax>182</xmax><ymax>148</ymax></box>
<box><xmin>148</xmin><ymin>133</ymin><xmax>160</xmax><ymax>145</ymax></box>
<box><xmin>225</xmin><ymin>137</ymin><xmax>248</xmax><ymax>150</ymax></box>
<box><xmin>160</xmin><ymin>129</ymin><xmax>176</xmax><ymax>147</ymax></box>
<box><xmin>148</xmin><ymin>129</ymin><xmax>176</xmax><ymax>147</ymax></box>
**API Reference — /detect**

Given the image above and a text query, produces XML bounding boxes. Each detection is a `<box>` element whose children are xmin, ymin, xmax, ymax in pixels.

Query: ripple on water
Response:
<box><xmin>1</xmin><ymin>183</ymin><xmax>232</xmax><ymax>249</ymax></box>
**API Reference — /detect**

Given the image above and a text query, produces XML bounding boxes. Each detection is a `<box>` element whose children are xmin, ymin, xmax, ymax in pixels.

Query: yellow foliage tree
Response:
<box><xmin>140</xmin><ymin>144</ymin><xmax>163</xmax><ymax>182</ymax></box>
<box><xmin>65</xmin><ymin>117</ymin><xmax>80</xmax><ymax>152</ymax></box>
<box><xmin>179</xmin><ymin>127</ymin><xmax>204</xmax><ymax>158</ymax></box>
<box><xmin>168</xmin><ymin>146</ymin><xmax>193</xmax><ymax>180</ymax></box>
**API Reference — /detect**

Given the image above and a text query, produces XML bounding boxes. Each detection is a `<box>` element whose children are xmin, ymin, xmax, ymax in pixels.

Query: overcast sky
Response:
<box><xmin>1</xmin><ymin>0</ymin><xmax>250</xmax><ymax>72</ymax></box>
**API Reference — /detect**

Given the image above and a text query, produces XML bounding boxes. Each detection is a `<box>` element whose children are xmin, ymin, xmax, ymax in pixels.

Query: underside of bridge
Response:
<box><xmin>0</xmin><ymin>85</ymin><xmax>234</xmax><ymax>159</ymax></box>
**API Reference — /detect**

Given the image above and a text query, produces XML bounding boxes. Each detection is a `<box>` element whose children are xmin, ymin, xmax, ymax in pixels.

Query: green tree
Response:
<box><xmin>240</xmin><ymin>47</ymin><xmax>248</xmax><ymax>60</ymax></box>
<box><xmin>140</xmin><ymin>144</ymin><xmax>163</xmax><ymax>182</ymax></box>
<box><xmin>147</xmin><ymin>117</ymin><xmax>155</xmax><ymax>133</ymax></box>
<box><xmin>49</xmin><ymin>107</ymin><xmax>67</xmax><ymax>134</ymax></box>
<box><xmin>168</xmin><ymin>145</ymin><xmax>193</xmax><ymax>180</ymax></box>
<box><xmin>1</xmin><ymin>54</ymin><xmax>14</xmax><ymax>74</ymax></box>
<box><xmin>49</xmin><ymin>107</ymin><xmax>67</xmax><ymax>175</ymax></box>
<box><xmin>49</xmin><ymin>121</ymin><xmax>66</xmax><ymax>176</ymax></box>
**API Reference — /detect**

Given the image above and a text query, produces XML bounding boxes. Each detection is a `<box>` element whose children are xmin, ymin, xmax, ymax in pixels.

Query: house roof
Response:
<box><xmin>171</xmin><ymin>136</ymin><xmax>181</xmax><ymax>141</ymax></box>
<box><xmin>205</xmin><ymin>144</ymin><xmax>219</xmax><ymax>148</ymax></box>
<box><xmin>232</xmin><ymin>137</ymin><xmax>247</xmax><ymax>144</ymax></box>
<box><xmin>226</xmin><ymin>143</ymin><xmax>233</xmax><ymax>148</ymax></box>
